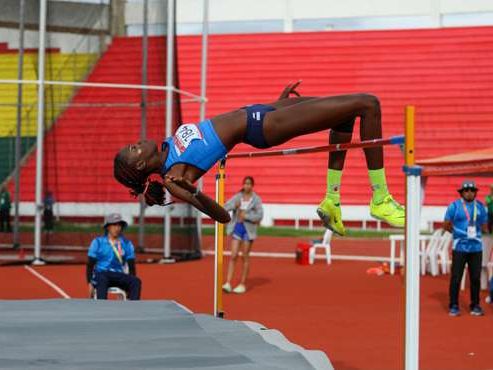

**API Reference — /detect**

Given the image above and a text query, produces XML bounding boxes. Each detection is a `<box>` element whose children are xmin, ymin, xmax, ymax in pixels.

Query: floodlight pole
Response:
<box><xmin>163</xmin><ymin>0</ymin><xmax>175</xmax><ymax>261</ymax></box>
<box><xmin>13</xmin><ymin>0</ymin><xmax>26</xmax><ymax>249</ymax></box>
<box><xmin>197</xmin><ymin>0</ymin><xmax>209</xmax><ymax>246</ymax></box>
<box><xmin>33</xmin><ymin>0</ymin><xmax>48</xmax><ymax>265</ymax></box>
<box><xmin>138</xmin><ymin>0</ymin><xmax>149</xmax><ymax>251</ymax></box>
<box><xmin>404</xmin><ymin>106</ymin><xmax>421</xmax><ymax>370</ymax></box>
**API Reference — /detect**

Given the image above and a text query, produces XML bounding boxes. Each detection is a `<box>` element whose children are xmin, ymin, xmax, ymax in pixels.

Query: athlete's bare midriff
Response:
<box><xmin>210</xmin><ymin>109</ymin><xmax>247</xmax><ymax>150</ymax></box>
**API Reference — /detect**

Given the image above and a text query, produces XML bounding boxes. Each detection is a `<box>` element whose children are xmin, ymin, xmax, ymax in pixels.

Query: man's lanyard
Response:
<box><xmin>108</xmin><ymin>238</ymin><xmax>123</xmax><ymax>265</ymax></box>
<box><xmin>461</xmin><ymin>199</ymin><xmax>477</xmax><ymax>225</ymax></box>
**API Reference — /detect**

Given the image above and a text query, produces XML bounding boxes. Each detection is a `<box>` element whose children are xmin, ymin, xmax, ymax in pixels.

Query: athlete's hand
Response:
<box><xmin>88</xmin><ymin>283</ymin><xmax>95</xmax><ymax>298</ymax></box>
<box><xmin>165</xmin><ymin>175</ymin><xmax>197</xmax><ymax>194</ymax></box>
<box><xmin>279</xmin><ymin>80</ymin><xmax>302</xmax><ymax>99</ymax></box>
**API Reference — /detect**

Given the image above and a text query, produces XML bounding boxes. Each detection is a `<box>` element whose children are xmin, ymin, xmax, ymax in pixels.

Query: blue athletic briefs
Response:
<box><xmin>444</xmin><ymin>199</ymin><xmax>487</xmax><ymax>253</ymax></box>
<box><xmin>233</xmin><ymin>222</ymin><xmax>250</xmax><ymax>241</ymax></box>
<box><xmin>243</xmin><ymin>104</ymin><xmax>276</xmax><ymax>149</ymax></box>
<box><xmin>162</xmin><ymin>119</ymin><xmax>227</xmax><ymax>174</ymax></box>
<box><xmin>88</xmin><ymin>236</ymin><xmax>135</xmax><ymax>273</ymax></box>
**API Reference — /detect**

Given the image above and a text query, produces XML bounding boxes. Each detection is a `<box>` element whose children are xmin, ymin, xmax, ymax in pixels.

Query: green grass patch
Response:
<box><xmin>18</xmin><ymin>222</ymin><xmax>403</xmax><ymax>239</ymax></box>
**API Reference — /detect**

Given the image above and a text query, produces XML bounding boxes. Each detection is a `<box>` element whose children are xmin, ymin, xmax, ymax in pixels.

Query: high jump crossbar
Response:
<box><xmin>228</xmin><ymin>135</ymin><xmax>404</xmax><ymax>159</ymax></box>
<box><xmin>214</xmin><ymin>109</ymin><xmax>420</xmax><ymax>370</ymax></box>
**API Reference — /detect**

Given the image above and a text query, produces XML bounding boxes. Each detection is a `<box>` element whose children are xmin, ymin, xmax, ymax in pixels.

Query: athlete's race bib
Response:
<box><xmin>173</xmin><ymin>124</ymin><xmax>203</xmax><ymax>155</ymax></box>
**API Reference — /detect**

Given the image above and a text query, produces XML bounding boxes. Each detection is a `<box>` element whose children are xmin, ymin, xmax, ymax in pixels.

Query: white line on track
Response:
<box><xmin>24</xmin><ymin>265</ymin><xmax>71</xmax><ymax>299</ymax></box>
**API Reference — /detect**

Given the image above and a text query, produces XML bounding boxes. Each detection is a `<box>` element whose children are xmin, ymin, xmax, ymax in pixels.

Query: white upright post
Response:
<box><xmin>404</xmin><ymin>105</ymin><xmax>420</xmax><ymax>370</ymax></box>
<box><xmin>163</xmin><ymin>0</ymin><xmax>175</xmax><ymax>261</ymax></box>
<box><xmin>405</xmin><ymin>167</ymin><xmax>422</xmax><ymax>370</ymax></box>
<box><xmin>197</xmin><ymin>0</ymin><xmax>209</xmax><ymax>244</ymax></box>
<box><xmin>33</xmin><ymin>0</ymin><xmax>48</xmax><ymax>265</ymax></box>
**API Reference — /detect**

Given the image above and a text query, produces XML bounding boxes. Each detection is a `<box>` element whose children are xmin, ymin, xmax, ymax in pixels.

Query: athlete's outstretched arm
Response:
<box><xmin>163</xmin><ymin>176</ymin><xmax>231</xmax><ymax>223</ymax></box>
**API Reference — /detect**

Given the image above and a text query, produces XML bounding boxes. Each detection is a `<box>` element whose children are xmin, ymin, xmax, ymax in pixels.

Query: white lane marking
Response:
<box><xmin>24</xmin><ymin>265</ymin><xmax>71</xmax><ymax>299</ymax></box>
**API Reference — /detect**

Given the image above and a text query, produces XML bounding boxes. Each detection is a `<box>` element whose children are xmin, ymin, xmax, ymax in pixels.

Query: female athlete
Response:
<box><xmin>114</xmin><ymin>82</ymin><xmax>404</xmax><ymax>235</ymax></box>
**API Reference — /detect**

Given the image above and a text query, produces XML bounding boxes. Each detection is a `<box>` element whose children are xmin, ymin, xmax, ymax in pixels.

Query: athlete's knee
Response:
<box><xmin>333</xmin><ymin>119</ymin><xmax>355</xmax><ymax>134</ymax></box>
<box><xmin>355</xmin><ymin>94</ymin><xmax>380</xmax><ymax>115</ymax></box>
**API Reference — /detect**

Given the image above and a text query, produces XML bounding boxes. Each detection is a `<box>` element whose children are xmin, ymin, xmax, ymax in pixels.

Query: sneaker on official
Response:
<box><xmin>370</xmin><ymin>194</ymin><xmax>405</xmax><ymax>228</ymax></box>
<box><xmin>449</xmin><ymin>305</ymin><xmax>460</xmax><ymax>317</ymax></box>
<box><xmin>470</xmin><ymin>305</ymin><xmax>484</xmax><ymax>316</ymax></box>
<box><xmin>233</xmin><ymin>284</ymin><xmax>246</xmax><ymax>294</ymax></box>
<box><xmin>317</xmin><ymin>197</ymin><xmax>346</xmax><ymax>236</ymax></box>
<box><xmin>485</xmin><ymin>296</ymin><xmax>492</xmax><ymax>304</ymax></box>
<box><xmin>222</xmin><ymin>282</ymin><xmax>232</xmax><ymax>293</ymax></box>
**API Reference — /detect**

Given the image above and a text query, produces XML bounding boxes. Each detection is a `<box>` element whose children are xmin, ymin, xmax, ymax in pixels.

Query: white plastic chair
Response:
<box><xmin>94</xmin><ymin>287</ymin><xmax>127</xmax><ymax>301</ymax></box>
<box><xmin>309</xmin><ymin>229</ymin><xmax>333</xmax><ymax>265</ymax></box>
<box><xmin>426</xmin><ymin>230</ymin><xmax>452</xmax><ymax>276</ymax></box>
<box><xmin>435</xmin><ymin>231</ymin><xmax>452</xmax><ymax>275</ymax></box>
<box><xmin>419</xmin><ymin>229</ymin><xmax>443</xmax><ymax>275</ymax></box>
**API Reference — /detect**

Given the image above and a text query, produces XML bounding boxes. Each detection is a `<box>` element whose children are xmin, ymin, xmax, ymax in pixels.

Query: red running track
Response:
<box><xmin>1</xmin><ymin>254</ymin><xmax>492</xmax><ymax>369</ymax></box>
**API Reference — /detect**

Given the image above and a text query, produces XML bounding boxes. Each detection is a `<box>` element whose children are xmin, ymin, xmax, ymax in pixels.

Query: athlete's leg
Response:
<box><xmin>264</xmin><ymin>94</ymin><xmax>404</xmax><ymax>230</ymax></box>
<box><xmin>265</xmin><ymin>94</ymin><xmax>382</xmax><ymax>166</ymax></box>
<box><xmin>225</xmin><ymin>238</ymin><xmax>241</xmax><ymax>285</ymax></box>
<box><xmin>270</xmin><ymin>96</ymin><xmax>316</xmax><ymax>108</ymax></box>
<box><xmin>317</xmin><ymin>123</ymin><xmax>354</xmax><ymax>235</ymax></box>
<box><xmin>239</xmin><ymin>240</ymin><xmax>253</xmax><ymax>286</ymax></box>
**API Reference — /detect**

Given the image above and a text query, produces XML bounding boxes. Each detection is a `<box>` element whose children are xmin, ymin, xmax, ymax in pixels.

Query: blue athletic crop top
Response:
<box><xmin>161</xmin><ymin>119</ymin><xmax>227</xmax><ymax>174</ymax></box>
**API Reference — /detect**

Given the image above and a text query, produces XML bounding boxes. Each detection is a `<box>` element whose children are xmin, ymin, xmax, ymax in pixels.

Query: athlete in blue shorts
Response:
<box><xmin>114</xmin><ymin>82</ymin><xmax>404</xmax><ymax>234</ymax></box>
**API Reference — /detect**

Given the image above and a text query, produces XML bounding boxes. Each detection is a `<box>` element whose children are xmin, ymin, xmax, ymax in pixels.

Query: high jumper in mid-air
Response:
<box><xmin>114</xmin><ymin>81</ymin><xmax>404</xmax><ymax>235</ymax></box>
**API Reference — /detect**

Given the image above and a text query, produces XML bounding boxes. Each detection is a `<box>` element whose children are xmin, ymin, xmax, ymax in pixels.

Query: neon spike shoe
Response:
<box><xmin>317</xmin><ymin>197</ymin><xmax>346</xmax><ymax>236</ymax></box>
<box><xmin>370</xmin><ymin>195</ymin><xmax>405</xmax><ymax>227</ymax></box>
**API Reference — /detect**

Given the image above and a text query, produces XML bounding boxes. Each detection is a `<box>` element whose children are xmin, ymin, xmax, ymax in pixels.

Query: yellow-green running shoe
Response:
<box><xmin>317</xmin><ymin>198</ymin><xmax>346</xmax><ymax>236</ymax></box>
<box><xmin>370</xmin><ymin>195</ymin><xmax>405</xmax><ymax>227</ymax></box>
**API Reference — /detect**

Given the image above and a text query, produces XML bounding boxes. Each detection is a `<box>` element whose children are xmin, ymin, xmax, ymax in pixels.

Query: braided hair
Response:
<box><xmin>114</xmin><ymin>151</ymin><xmax>165</xmax><ymax>206</ymax></box>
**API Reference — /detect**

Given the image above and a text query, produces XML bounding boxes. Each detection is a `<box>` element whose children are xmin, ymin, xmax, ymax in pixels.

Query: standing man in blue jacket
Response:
<box><xmin>444</xmin><ymin>180</ymin><xmax>488</xmax><ymax>316</ymax></box>
<box><xmin>87</xmin><ymin>213</ymin><xmax>141</xmax><ymax>300</ymax></box>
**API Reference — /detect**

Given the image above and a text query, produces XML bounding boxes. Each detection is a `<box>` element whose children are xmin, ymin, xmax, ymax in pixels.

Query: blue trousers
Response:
<box><xmin>93</xmin><ymin>271</ymin><xmax>141</xmax><ymax>300</ymax></box>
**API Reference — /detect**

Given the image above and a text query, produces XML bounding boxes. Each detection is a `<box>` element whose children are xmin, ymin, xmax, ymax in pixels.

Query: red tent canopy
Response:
<box><xmin>417</xmin><ymin>147</ymin><xmax>493</xmax><ymax>177</ymax></box>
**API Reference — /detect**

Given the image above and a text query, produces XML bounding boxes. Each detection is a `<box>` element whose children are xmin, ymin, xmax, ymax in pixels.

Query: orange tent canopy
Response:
<box><xmin>417</xmin><ymin>147</ymin><xmax>493</xmax><ymax>177</ymax></box>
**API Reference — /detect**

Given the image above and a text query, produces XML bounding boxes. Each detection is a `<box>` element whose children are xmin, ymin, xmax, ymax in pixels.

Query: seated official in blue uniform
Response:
<box><xmin>86</xmin><ymin>213</ymin><xmax>141</xmax><ymax>300</ymax></box>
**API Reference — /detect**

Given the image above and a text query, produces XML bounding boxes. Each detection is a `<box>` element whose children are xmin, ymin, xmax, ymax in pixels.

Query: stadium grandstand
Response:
<box><xmin>4</xmin><ymin>24</ymin><xmax>493</xmax><ymax>230</ymax></box>
<box><xmin>1</xmin><ymin>1</ymin><xmax>493</xmax><ymax>370</ymax></box>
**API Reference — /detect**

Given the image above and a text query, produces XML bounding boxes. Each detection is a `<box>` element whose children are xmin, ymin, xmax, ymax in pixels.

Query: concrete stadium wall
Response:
<box><xmin>0</xmin><ymin>0</ymin><xmax>110</xmax><ymax>53</ymax></box>
<box><xmin>125</xmin><ymin>0</ymin><xmax>493</xmax><ymax>35</ymax></box>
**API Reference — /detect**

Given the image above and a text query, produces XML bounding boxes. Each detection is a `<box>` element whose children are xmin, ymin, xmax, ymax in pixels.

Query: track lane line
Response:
<box><xmin>24</xmin><ymin>265</ymin><xmax>71</xmax><ymax>299</ymax></box>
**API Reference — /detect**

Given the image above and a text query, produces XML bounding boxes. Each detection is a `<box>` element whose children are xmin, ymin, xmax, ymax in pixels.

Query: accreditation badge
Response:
<box><xmin>467</xmin><ymin>226</ymin><xmax>477</xmax><ymax>239</ymax></box>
